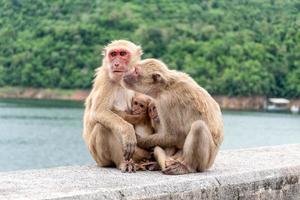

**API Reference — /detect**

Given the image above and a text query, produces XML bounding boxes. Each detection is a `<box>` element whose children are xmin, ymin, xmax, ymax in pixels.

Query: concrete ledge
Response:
<box><xmin>1</xmin><ymin>144</ymin><xmax>300</xmax><ymax>200</ymax></box>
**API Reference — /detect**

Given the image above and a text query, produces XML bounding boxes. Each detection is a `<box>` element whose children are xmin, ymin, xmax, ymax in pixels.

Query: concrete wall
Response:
<box><xmin>1</xmin><ymin>144</ymin><xmax>300</xmax><ymax>200</ymax></box>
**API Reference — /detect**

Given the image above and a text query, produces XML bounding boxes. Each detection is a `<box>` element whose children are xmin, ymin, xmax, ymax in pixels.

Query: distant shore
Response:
<box><xmin>0</xmin><ymin>86</ymin><xmax>89</xmax><ymax>101</ymax></box>
<box><xmin>0</xmin><ymin>86</ymin><xmax>299</xmax><ymax>110</ymax></box>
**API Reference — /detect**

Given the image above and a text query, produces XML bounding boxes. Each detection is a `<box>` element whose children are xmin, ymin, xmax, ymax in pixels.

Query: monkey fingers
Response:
<box><xmin>140</xmin><ymin>161</ymin><xmax>160</xmax><ymax>171</ymax></box>
<box><xmin>136</xmin><ymin>163</ymin><xmax>147</xmax><ymax>171</ymax></box>
<box><xmin>123</xmin><ymin>142</ymin><xmax>136</xmax><ymax>160</ymax></box>
<box><xmin>120</xmin><ymin>159</ymin><xmax>137</xmax><ymax>173</ymax></box>
<box><xmin>162</xmin><ymin>160</ymin><xmax>190</xmax><ymax>175</ymax></box>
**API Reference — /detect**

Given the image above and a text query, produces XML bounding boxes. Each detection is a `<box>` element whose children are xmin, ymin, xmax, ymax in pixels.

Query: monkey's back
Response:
<box><xmin>159</xmin><ymin>71</ymin><xmax>224</xmax><ymax>147</ymax></box>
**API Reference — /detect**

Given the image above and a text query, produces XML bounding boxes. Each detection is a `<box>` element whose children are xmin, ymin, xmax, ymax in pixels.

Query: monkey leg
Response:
<box><xmin>153</xmin><ymin>147</ymin><xmax>179</xmax><ymax>171</ymax></box>
<box><xmin>170</xmin><ymin>149</ymin><xmax>182</xmax><ymax>160</ymax></box>
<box><xmin>132</xmin><ymin>147</ymin><xmax>152</xmax><ymax>162</ymax></box>
<box><xmin>88</xmin><ymin>123</ymin><xmax>113</xmax><ymax>167</ymax></box>
<box><xmin>153</xmin><ymin>146</ymin><xmax>168</xmax><ymax>170</ymax></box>
<box><xmin>89</xmin><ymin>124</ymin><xmax>138</xmax><ymax>172</ymax></box>
<box><xmin>133</xmin><ymin>147</ymin><xmax>161</xmax><ymax>171</ymax></box>
<box><xmin>165</xmin><ymin>147</ymin><xmax>176</xmax><ymax>157</ymax></box>
<box><xmin>107</xmin><ymin>126</ymin><xmax>140</xmax><ymax>173</ymax></box>
<box><xmin>163</xmin><ymin>120</ymin><xmax>217</xmax><ymax>175</ymax></box>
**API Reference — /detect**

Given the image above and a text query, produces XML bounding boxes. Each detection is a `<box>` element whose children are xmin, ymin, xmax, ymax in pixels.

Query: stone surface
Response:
<box><xmin>1</xmin><ymin>144</ymin><xmax>300</xmax><ymax>200</ymax></box>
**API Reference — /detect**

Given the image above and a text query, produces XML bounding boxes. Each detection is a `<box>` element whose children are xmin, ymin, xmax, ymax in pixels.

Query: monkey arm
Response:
<box><xmin>92</xmin><ymin>108</ymin><xmax>138</xmax><ymax>160</ymax></box>
<box><xmin>112</xmin><ymin>108</ymin><xmax>143</xmax><ymax>125</ymax></box>
<box><xmin>137</xmin><ymin>133</ymin><xmax>176</xmax><ymax>149</ymax></box>
<box><xmin>92</xmin><ymin>109</ymin><xmax>134</xmax><ymax>134</ymax></box>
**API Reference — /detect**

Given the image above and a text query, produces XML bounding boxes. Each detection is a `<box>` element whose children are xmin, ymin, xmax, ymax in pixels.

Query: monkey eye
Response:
<box><xmin>120</xmin><ymin>51</ymin><xmax>127</xmax><ymax>56</ymax></box>
<box><xmin>110</xmin><ymin>51</ymin><xmax>117</xmax><ymax>57</ymax></box>
<box><xmin>140</xmin><ymin>104</ymin><xmax>144</xmax><ymax>108</ymax></box>
<box><xmin>134</xmin><ymin>101</ymin><xmax>138</xmax><ymax>105</ymax></box>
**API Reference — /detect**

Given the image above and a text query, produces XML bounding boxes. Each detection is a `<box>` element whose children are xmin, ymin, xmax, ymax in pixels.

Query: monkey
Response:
<box><xmin>121</xmin><ymin>58</ymin><xmax>224</xmax><ymax>175</ymax></box>
<box><xmin>111</xmin><ymin>93</ymin><xmax>153</xmax><ymax>162</ymax></box>
<box><xmin>148</xmin><ymin>101</ymin><xmax>180</xmax><ymax>171</ymax></box>
<box><xmin>83</xmin><ymin>40</ymin><xmax>147</xmax><ymax>173</ymax></box>
<box><xmin>130</xmin><ymin>93</ymin><xmax>154</xmax><ymax>138</ymax></box>
<box><xmin>113</xmin><ymin>93</ymin><xmax>161</xmax><ymax>170</ymax></box>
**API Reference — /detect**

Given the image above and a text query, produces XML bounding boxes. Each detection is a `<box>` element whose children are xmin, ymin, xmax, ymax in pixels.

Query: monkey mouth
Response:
<box><xmin>113</xmin><ymin>70</ymin><xmax>125</xmax><ymax>73</ymax></box>
<box><xmin>132</xmin><ymin>111</ymin><xmax>146</xmax><ymax>115</ymax></box>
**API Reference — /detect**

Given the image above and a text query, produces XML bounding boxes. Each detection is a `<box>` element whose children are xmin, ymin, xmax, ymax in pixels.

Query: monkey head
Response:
<box><xmin>122</xmin><ymin>59</ymin><xmax>171</xmax><ymax>97</ymax></box>
<box><xmin>148</xmin><ymin>101</ymin><xmax>160</xmax><ymax>123</ymax></box>
<box><xmin>131</xmin><ymin>94</ymin><xmax>150</xmax><ymax>116</ymax></box>
<box><xmin>102</xmin><ymin>40</ymin><xmax>143</xmax><ymax>81</ymax></box>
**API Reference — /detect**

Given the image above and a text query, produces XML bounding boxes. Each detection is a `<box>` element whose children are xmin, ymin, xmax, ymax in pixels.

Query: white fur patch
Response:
<box><xmin>113</xmin><ymin>87</ymin><xmax>135</xmax><ymax>111</ymax></box>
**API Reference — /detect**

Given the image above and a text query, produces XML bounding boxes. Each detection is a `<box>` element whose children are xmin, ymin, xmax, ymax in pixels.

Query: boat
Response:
<box><xmin>264</xmin><ymin>98</ymin><xmax>290</xmax><ymax>112</ymax></box>
<box><xmin>290</xmin><ymin>105</ymin><xmax>299</xmax><ymax>114</ymax></box>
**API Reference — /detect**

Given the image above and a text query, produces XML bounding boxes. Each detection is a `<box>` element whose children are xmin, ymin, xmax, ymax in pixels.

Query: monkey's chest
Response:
<box><xmin>135</xmin><ymin>125</ymin><xmax>152</xmax><ymax>137</ymax></box>
<box><xmin>113</xmin><ymin>88</ymin><xmax>134</xmax><ymax>111</ymax></box>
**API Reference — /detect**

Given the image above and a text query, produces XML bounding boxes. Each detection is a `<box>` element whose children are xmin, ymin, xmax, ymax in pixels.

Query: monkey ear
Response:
<box><xmin>102</xmin><ymin>47</ymin><xmax>107</xmax><ymax>56</ymax></box>
<box><xmin>152</xmin><ymin>73</ymin><xmax>165</xmax><ymax>83</ymax></box>
<box><xmin>137</xmin><ymin>46</ymin><xmax>143</xmax><ymax>56</ymax></box>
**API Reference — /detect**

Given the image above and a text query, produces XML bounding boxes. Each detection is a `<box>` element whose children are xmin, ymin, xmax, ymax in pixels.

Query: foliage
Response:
<box><xmin>0</xmin><ymin>0</ymin><xmax>299</xmax><ymax>97</ymax></box>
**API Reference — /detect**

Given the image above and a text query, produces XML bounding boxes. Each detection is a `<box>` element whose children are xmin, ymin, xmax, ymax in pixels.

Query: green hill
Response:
<box><xmin>0</xmin><ymin>0</ymin><xmax>299</xmax><ymax>97</ymax></box>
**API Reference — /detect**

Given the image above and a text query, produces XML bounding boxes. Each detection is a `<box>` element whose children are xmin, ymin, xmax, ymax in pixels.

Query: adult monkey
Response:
<box><xmin>122</xmin><ymin>59</ymin><xmax>224</xmax><ymax>175</ymax></box>
<box><xmin>83</xmin><ymin>40</ymin><xmax>148</xmax><ymax>172</ymax></box>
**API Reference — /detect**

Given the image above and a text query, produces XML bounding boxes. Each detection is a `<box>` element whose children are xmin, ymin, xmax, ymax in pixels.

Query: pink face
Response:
<box><xmin>108</xmin><ymin>49</ymin><xmax>131</xmax><ymax>75</ymax></box>
<box><xmin>148</xmin><ymin>102</ymin><xmax>158</xmax><ymax>119</ymax></box>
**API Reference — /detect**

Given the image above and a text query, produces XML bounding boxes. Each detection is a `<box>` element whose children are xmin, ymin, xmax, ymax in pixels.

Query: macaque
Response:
<box><xmin>130</xmin><ymin>94</ymin><xmax>154</xmax><ymax>137</ymax></box>
<box><xmin>83</xmin><ymin>40</ymin><xmax>146</xmax><ymax>173</ymax></box>
<box><xmin>148</xmin><ymin>101</ymin><xmax>179</xmax><ymax>171</ymax></box>
<box><xmin>112</xmin><ymin>93</ymin><xmax>153</xmax><ymax>163</ymax></box>
<box><xmin>113</xmin><ymin>93</ymin><xmax>161</xmax><ymax>170</ymax></box>
<box><xmin>122</xmin><ymin>58</ymin><xmax>224</xmax><ymax>175</ymax></box>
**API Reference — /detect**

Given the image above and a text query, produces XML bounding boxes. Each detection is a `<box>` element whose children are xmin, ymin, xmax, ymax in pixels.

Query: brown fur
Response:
<box><xmin>130</xmin><ymin>93</ymin><xmax>153</xmax><ymax>138</ymax></box>
<box><xmin>82</xmin><ymin>40</ymin><xmax>147</xmax><ymax>172</ymax></box>
<box><xmin>148</xmin><ymin>101</ymin><xmax>180</xmax><ymax>171</ymax></box>
<box><xmin>112</xmin><ymin>93</ymin><xmax>154</xmax><ymax>163</ymax></box>
<box><xmin>122</xmin><ymin>58</ymin><xmax>224</xmax><ymax>174</ymax></box>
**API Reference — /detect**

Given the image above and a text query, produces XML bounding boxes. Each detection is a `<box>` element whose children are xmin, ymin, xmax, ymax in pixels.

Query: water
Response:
<box><xmin>0</xmin><ymin>98</ymin><xmax>299</xmax><ymax>172</ymax></box>
<box><xmin>0</xmin><ymin>99</ymin><xmax>93</xmax><ymax>172</ymax></box>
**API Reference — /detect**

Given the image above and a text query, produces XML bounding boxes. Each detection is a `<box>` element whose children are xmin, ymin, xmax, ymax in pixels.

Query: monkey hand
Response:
<box><xmin>121</xmin><ymin>125</ymin><xmax>137</xmax><ymax>160</ymax></box>
<box><xmin>132</xmin><ymin>112</ymin><xmax>146</xmax><ymax>122</ymax></box>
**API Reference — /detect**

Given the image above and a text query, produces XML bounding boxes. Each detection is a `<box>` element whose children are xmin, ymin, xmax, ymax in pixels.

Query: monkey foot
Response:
<box><xmin>120</xmin><ymin>159</ymin><xmax>137</xmax><ymax>173</ymax></box>
<box><xmin>163</xmin><ymin>160</ymin><xmax>190</xmax><ymax>175</ymax></box>
<box><xmin>140</xmin><ymin>161</ymin><xmax>161</xmax><ymax>171</ymax></box>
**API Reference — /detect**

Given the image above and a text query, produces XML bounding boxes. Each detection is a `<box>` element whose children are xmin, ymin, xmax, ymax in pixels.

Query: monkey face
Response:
<box><xmin>107</xmin><ymin>48</ymin><xmax>131</xmax><ymax>80</ymax></box>
<box><xmin>103</xmin><ymin>40</ymin><xmax>142</xmax><ymax>81</ymax></box>
<box><xmin>131</xmin><ymin>96</ymin><xmax>149</xmax><ymax>115</ymax></box>
<box><xmin>122</xmin><ymin>59</ymin><xmax>168</xmax><ymax>97</ymax></box>
<box><xmin>109</xmin><ymin>49</ymin><xmax>130</xmax><ymax>71</ymax></box>
<box><xmin>148</xmin><ymin>101</ymin><xmax>158</xmax><ymax>119</ymax></box>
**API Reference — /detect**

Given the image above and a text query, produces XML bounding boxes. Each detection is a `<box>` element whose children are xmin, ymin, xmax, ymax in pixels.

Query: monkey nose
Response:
<box><xmin>114</xmin><ymin>63</ymin><xmax>120</xmax><ymax>67</ymax></box>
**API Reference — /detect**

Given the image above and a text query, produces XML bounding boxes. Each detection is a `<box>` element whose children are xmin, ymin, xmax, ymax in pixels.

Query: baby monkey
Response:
<box><xmin>131</xmin><ymin>93</ymin><xmax>153</xmax><ymax>138</ymax></box>
<box><xmin>132</xmin><ymin>94</ymin><xmax>166</xmax><ymax>171</ymax></box>
<box><xmin>113</xmin><ymin>93</ymin><xmax>158</xmax><ymax>170</ymax></box>
<box><xmin>115</xmin><ymin>94</ymin><xmax>178</xmax><ymax>171</ymax></box>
